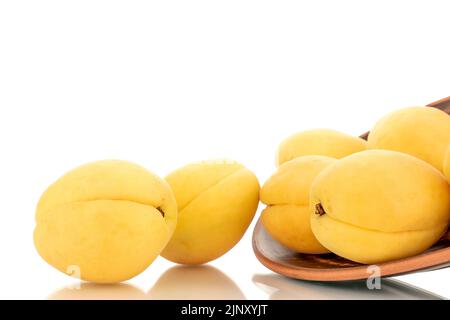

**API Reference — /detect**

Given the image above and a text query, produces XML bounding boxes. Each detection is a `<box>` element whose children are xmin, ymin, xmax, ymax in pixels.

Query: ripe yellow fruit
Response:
<box><xmin>368</xmin><ymin>106</ymin><xmax>450</xmax><ymax>172</ymax></box>
<box><xmin>276</xmin><ymin>129</ymin><xmax>367</xmax><ymax>166</ymax></box>
<box><xmin>310</xmin><ymin>150</ymin><xmax>450</xmax><ymax>264</ymax></box>
<box><xmin>161</xmin><ymin>160</ymin><xmax>260</xmax><ymax>265</ymax></box>
<box><xmin>34</xmin><ymin>160</ymin><xmax>177</xmax><ymax>283</ymax></box>
<box><xmin>444</xmin><ymin>146</ymin><xmax>450</xmax><ymax>181</ymax></box>
<box><xmin>261</xmin><ymin>156</ymin><xmax>336</xmax><ymax>253</ymax></box>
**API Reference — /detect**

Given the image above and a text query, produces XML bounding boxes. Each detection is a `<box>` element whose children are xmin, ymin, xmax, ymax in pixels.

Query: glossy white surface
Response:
<box><xmin>0</xmin><ymin>0</ymin><xmax>448</xmax><ymax>299</ymax></box>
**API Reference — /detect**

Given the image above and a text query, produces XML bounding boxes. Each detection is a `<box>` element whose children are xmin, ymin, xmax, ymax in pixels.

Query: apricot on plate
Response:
<box><xmin>368</xmin><ymin>106</ymin><xmax>450</xmax><ymax>172</ymax></box>
<box><xmin>161</xmin><ymin>160</ymin><xmax>260</xmax><ymax>265</ymax></box>
<box><xmin>34</xmin><ymin>160</ymin><xmax>177</xmax><ymax>283</ymax></box>
<box><xmin>276</xmin><ymin>129</ymin><xmax>366</xmax><ymax>166</ymax></box>
<box><xmin>310</xmin><ymin>150</ymin><xmax>450</xmax><ymax>264</ymax></box>
<box><xmin>261</xmin><ymin>156</ymin><xmax>336</xmax><ymax>254</ymax></box>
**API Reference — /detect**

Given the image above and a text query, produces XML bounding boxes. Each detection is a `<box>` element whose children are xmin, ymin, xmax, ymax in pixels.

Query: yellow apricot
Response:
<box><xmin>310</xmin><ymin>150</ymin><xmax>450</xmax><ymax>264</ymax></box>
<box><xmin>276</xmin><ymin>129</ymin><xmax>367</xmax><ymax>166</ymax></box>
<box><xmin>161</xmin><ymin>160</ymin><xmax>260</xmax><ymax>265</ymax></box>
<box><xmin>368</xmin><ymin>106</ymin><xmax>450</xmax><ymax>172</ymax></box>
<box><xmin>261</xmin><ymin>156</ymin><xmax>336</xmax><ymax>254</ymax></box>
<box><xmin>34</xmin><ymin>160</ymin><xmax>177</xmax><ymax>283</ymax></box>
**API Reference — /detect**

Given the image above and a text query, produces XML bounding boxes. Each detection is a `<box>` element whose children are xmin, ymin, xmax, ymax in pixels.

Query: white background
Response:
<box><xmin>0</xmin><ymin>1</ymin><xmax>449</xmax><ymax>299</ymax></box>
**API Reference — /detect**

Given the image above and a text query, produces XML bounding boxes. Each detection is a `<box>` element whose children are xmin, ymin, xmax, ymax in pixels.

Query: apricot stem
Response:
<box><xmin>156</xmin><ymin>207</ymin><xmax>165</xmax><ymax>217</ymax></box>
<box><xmin>315</xmin><ymin>203</ymin><xmax>326</xmax><ymax>216</ymax></box>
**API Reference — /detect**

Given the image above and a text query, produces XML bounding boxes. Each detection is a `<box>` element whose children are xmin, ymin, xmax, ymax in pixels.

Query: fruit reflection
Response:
<box><xmin>49</xmin><ymin>283</ymin><xmax>146</xmax><ymax>300</ymax></box>
<box><xmin>148</xmin><ymin>265</ymin><xmax>245</xmax><ymax>300</ymax></box>
<box><xmin>253</xmin><ymin>274</ymin><xmax>444</xmax><ymax>300</ymax></box>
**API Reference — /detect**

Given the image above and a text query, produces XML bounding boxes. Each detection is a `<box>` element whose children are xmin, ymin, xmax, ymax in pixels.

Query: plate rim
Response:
<box><xmin>252</xmin><ymin>218</ymin><xmax>450</xmax><ymax>281</ymax></box>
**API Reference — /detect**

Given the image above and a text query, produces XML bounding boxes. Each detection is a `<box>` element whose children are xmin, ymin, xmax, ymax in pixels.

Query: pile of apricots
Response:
<box><xmin>34</xmin><ymin>106</ymin><xmax>450</xmax><ymax>283</ymax></box>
